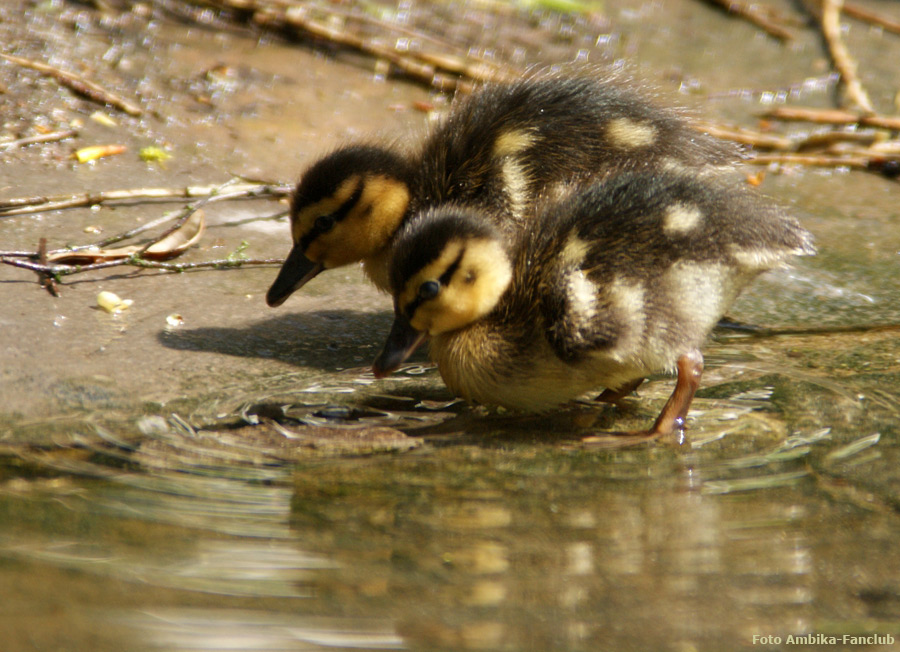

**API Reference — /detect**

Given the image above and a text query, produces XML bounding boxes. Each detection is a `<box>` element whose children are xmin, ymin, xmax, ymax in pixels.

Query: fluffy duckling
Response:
<box><xmin>372</xmin><ymin>170</ymin><xmax>815</xmax><ymax>438</ymax></box>
<box><xmin>266</xmin><ymin>72</ymin><xmax>737</xmax><ymax>306</ymax></box>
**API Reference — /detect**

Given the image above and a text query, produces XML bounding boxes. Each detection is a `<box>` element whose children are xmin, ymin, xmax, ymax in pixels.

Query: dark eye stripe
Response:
<box><xmin>403</xmin><ymin>247</ymin><xmax>466</xmax><ymax>318</ymax></box>
<box><xmin>299</xmin><ymin>178</ymin><xmax>364</xmax><ymax>250</ymax></box>
<box><xmin>438</xmin><ymin>248</ymin><xmax>465</xmax><ymax>286</ymax></box>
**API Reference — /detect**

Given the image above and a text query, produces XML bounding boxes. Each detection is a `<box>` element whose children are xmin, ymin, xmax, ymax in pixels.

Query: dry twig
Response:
<box><xmin>0</xmin><ymin>254</ymin><xmax>283</xmax><ymax>277</ymax></box>
<box><xmin>818</xmin><ymin>0</ymin><xmax>874</xmax><ymax>113</ymax></box>
<box><xmin>842</xmin><ymin>2</ymin><xmax>900</xmax><ymax>36</ymax></box>
<box><xmin>747</xmin><ymin>152</ymin><xmax>871</xmax><ymax>169</ymax></box>
<box><xmin>0</xmin><ymin>180</ymin><xmax>292</xmax><ymax>292</ymax></box>
<box><xmin>0</xmin><ymin>129</ymin><xmax>78</xmax><ymax>151</ymax></box>
<box><xmin>0</xmin><ymin>181</ymin><xmax>291</xmax><ymax>217</ymax></box>
<box><xmin>763</xmin><ymin>106</ymin><xmax>900</xmax><ymax>130</ymax></box>
<box><xmin>695</xmin><ymin>120</ymin><xmax>794</xmax><ymax>150</ymax></box>
<box><xmin>189</xmin><ymin>0</ymin><xmax>515</xmax><ymax>92</ymax></box>
<box><xmin>0</xmin><ymin>52</ymin><xmax>143</xmax><ymax>116</ymax></box>
<box><xmin>702</xmin><ymin>0</ymin><xmax>796</xmax><ymax>40</ymax></box>
<box><xmin>36</xmin><ymin>237</ymin><xmax>59</xmax><ymax>297</ymax></box>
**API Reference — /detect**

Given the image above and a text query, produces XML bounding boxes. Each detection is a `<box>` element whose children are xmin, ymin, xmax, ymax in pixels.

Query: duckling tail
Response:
<box><xmin>372</xmin><ymin>315</ymin><xmax>427</xmax><ymax>378</ymax></box>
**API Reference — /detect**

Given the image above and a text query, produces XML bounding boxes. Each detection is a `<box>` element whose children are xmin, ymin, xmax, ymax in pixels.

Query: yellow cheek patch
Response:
<box><xmin>292</xmin><ymin>174</ymin><xmax>410</xmax><ymax>269</ymax></box>
<box><xmin>355</xmin><ymin>175</ymin><xmax>410</xmax><ymax>253</ymax></box>
<box><xmin>291</xmin><ymin>174</ymin><xmax>362</xmax><ymax>246</ymax></box>
<box><xmin>403</xmin><ymin>238</ymin><xmax>512</xmax><ymax>336</ymax></box>
<box><xmin>319</xmin><ymin>175</ymin><xmax>409</xmax><ymax>269</ymax></box>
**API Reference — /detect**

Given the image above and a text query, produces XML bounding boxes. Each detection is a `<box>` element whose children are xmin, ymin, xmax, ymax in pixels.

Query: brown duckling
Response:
<box><xmin>372</xmin><ymin>170</ymin><xmax>815</xmax><ymax>439</ymax></box>
<box><xmin>266</xmin><ymin>72</ymin><xmax>737</xmax><ymax>306</ymax></box>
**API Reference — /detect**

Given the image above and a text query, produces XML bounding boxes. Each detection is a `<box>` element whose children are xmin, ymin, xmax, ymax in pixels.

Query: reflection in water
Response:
<box><xmin>289</xmin><ymin>451</ymin><xmax>825</xmax><ymax>651</ymax></box>
<box><xmin>2</xmin><ymin>320</ymin><xmax>899</xmax><ymax>651</ymax></box>
<box><xmin>128</xmin><ymin>609</ymin><xmax>404</xmax><ymax>650</ymax></box>
<box><xmin>2</xmin><ymin>402</ymin><xmax>899</xmax><ymax>650</ymax></box>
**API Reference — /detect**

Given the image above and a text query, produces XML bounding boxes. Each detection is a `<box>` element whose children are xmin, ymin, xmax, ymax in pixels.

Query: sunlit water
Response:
<box><xmin>3</xmin><ymin>332</ymin><xmax>900</xmax><ymax>651</ymax></box>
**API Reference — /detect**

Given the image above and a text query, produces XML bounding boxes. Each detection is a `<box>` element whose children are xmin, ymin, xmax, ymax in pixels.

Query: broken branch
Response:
<box><xmin>0</xmin><ymin>181</ymin><xmax>291</xmax><ymax>217</ymax></box>
<box><xmin>0</xmin><ymin>52</ymin><xmax>143</xmax><ymax>116</ymax></box>
<box><xmin>762</xmin><ymin>106</ymin><xmax>900</xmax><ymax>130</ymax></box>
<box><xmin>747</xmin><ymin>152</ymin><xmax>870</xmax><ymax>169</ymax></box>
<box><xmin>842</xmin><ymin>2</ymin><xmax>900</xmax><ymax>36</ymax></box>
<box><xmin>701</xmin><ymin>0</ymin><xmax>796</xmax><ymax>40</ymax></box>
<box><xmin>0</xmin><ymin>129</ymin><xmax>79</xmax><ymax>151</ymax></box>
<box><xmin>818</xmin><ymin>0</ymin><xmax>874</xmax><ymax>113</ymax></box>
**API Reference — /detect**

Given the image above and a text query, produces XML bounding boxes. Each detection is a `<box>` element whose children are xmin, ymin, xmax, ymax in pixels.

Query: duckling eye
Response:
<box><xmin>418</xmin><ymin>280</ymin><xmax>441</xmax><ymax>300</ymax></box>
<box><xmin>314</xmin><ymin>214</ymin><xmax>336</xmax><ymax>233</ymax></box>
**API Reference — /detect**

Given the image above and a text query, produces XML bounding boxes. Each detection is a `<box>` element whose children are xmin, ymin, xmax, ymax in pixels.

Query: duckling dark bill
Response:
<box><xmin>265</xmin><ymin>243</ymin><xmax>324</xmax><ymax>307</ymax></box>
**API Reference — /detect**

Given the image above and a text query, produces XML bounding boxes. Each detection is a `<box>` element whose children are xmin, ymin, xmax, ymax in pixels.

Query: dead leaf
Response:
<box><xmin>48</xmin><ymin>210</ymin><xmax>205</xmax><ymax>264</ymax></box>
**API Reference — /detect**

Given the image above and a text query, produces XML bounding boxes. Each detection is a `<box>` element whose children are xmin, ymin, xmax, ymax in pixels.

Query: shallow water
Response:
<box><xmin>2</xmin><ymin>0</ymin><xmax>900</xmax><ymax>650</ymax></box>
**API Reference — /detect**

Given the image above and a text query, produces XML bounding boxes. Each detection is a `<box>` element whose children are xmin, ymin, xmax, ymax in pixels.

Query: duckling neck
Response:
<box><xmin>428</xmin><ymin>319</ymin><xmax>592</xmax><ymax>412</ymax></box>
<box><xmin>358</xmin><ymin>188</ymin><xmax>420</xmax><ymax>293</ymax></box>
<box><xmin>361</xmin><ymin>246</ymin><xmax>394</xmax><ymax>293</ymax></box>
<box><xmin>429</xmin><ymin>321</ymin><xmax>516</xmax><ymax>405</ymax></box>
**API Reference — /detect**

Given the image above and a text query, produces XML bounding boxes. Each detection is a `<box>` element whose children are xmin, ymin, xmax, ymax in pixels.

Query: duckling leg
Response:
<box><xmin>582</xmin><ymin>349</ymin><xmax>703</xmax><ymax>448</ymax></box>
<box><xmin>646</xmin><ymin>348</ymin><xmax>704</xmax><ymax>441</ymax></box>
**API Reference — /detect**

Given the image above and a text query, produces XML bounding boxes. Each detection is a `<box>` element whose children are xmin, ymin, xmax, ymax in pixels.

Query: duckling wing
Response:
<box><xmin>539</xmin><ymin>268</ymin><xmax>630</xmax><ymax>363</ymax></box>
<box><xmin>533</xmin><ymin>171</ymin><xmax>814</xmax><ymax>368</ymax></box>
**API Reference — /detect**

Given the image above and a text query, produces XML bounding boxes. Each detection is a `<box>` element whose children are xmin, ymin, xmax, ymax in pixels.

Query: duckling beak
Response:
<box><xmin>372</xmin><ymin>314</ymin><xmax>427</xmax><ymax>378</ymax></box>
<box><xmin>266</xmin><ymin>244</ymin><xmax>324</xmax><ymax>307</ymax></box>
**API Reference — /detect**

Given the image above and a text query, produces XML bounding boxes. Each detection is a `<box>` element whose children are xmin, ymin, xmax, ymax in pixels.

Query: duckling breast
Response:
<box><xmin>429</xmin><ymin>322</ymin><xmax>645</xmax><ymax>412</ymax></box>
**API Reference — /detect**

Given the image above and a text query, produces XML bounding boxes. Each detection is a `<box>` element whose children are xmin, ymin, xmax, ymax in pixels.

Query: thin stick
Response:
<box><xmin>747</xmin><ymin>152</ymin><xmax>870</xmax><ymax>168</ymax></box>
<box><xmin>128</xmin><ymin>257</ymin><xmax>284</xmax><ymax>271</ymax></box>
<box><xmin>244</xmin><ymin>4</ymin><xmax>505</xmax><ymax>92</ymax></box>
<box><xmin>0</xmin><ymin>254</ymin><xmax>283</xmax><ymax>276</ymax></box>
<box><xmin>702</xmin><ymin>0</ymin><xmax>796</xmax><ymax>40</ymax></box>
<box><xmin>763</xmin><ymin>106</ymin><xmax>900</xmax><ymax>130</ymax></box>
<box><xmin>37</xmin><ymin>237</ymin><xmax>59</xmax><ymax>297</ymax></box>
<box><xmin>818</xmin><ymin>0</ymin><xmax>874</xmax><ymax>113</ymax></box>
<box><xmin>0</xmin><ymin>53</ymin><xmax>143</xmax><ymax>116</ymax></box>
<box><xmin>842</xmin><ymin>2</ymin><xmax>900</xmax><ymax>36</ymax></box>
<box><xmin>75</xmin><ymin>210</ymin><xmax>197</xmax><ymax>253</ymax></box>
<box><xmin>0</xmin><ymin>129</ymin><xmax>78</xmax><ymax>151</ymax></box>
<box><xmin>0</xmin><ymin>181</ymin><xmax>291</xmax><ymax>217</ymax></box>
<box><xmin>694</xmin><ymin>120</ymin><xmax>794</xmax><ymax>150</ymax></box>
<box><xmin>794</xmin><ymin>129</ymin><xmax>882</xmax><ymax>151</ymax></box>
<box><xmin>210</xmin><ymin>0</ymin><xmax>513</xmax><ymax>87</ymax></box>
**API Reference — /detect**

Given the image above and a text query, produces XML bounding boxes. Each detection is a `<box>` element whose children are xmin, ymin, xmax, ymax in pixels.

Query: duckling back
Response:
<box><xmin>414</xmin><ymin>73</ymin><xmax>737</xmax><ymax>232</ymax></box>
<box><xmin>270</xmin><ymin>71</ymin><xmax>740</xmax><ymax>304</ymax></box>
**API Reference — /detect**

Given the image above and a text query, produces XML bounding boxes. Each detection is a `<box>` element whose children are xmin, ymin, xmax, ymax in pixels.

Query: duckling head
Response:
<box><xmin>266</xmin><ymin>145</ymin><xmax>413</xmax><ymax>307</ymax></box>
<box><xmin>372</xmin><ymin>208</ymin><xmax>513</xmax><ymax>377</ymax></box>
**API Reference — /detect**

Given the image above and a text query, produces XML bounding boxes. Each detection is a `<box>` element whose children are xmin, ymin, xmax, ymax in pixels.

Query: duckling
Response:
<box><xmin>266</xmin><ymin>72</ymin><xmax>737</xmax><ymax>306</ymax></box>
<box><xmin>372</xmin><ymin>170</ymin><xmax>815</xmax><ymax>439</ymax></box>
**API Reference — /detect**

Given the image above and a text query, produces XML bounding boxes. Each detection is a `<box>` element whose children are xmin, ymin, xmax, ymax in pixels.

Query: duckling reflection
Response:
<box><xmin>372</xmin><ymin>170</ymin><xmax>815</xmax><ymax>439</ymax></box>
<box><xmin>266</xmin><ymin>72</ymin><xmax>736</xmax><ymax>306</ymax></box>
